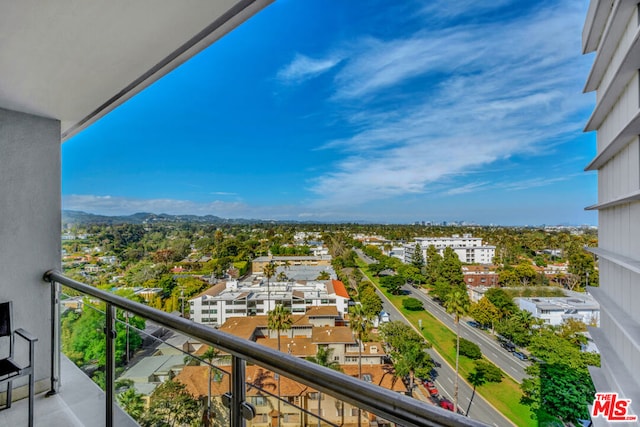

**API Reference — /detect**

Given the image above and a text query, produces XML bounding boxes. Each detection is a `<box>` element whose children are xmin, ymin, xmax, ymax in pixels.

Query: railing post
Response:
<box><xmin>231</xmin><ymin>356</ymin><xmax>246</xmax><ymax>427</ymax></box>
<box><xmin>46</xmin><ymin>277</ymin><xmax>60</xmax><ymax>396</ymax></box>
<box><xmin>105</xmin><ymin>303</ymin><xmax>116</xmax><ymax>427</ymax></box>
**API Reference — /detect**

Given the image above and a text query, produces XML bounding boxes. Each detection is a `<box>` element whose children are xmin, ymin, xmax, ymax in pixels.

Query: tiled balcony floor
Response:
<box><xmin>0</xmin><ymin>357</ymin><xmax>137</xmax><ymax>427</ymax></box>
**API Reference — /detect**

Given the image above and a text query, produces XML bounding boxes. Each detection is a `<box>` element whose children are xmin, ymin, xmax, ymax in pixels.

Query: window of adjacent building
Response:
<box><xmin>308</xmin><ymin>392</ymin><xmax>323</xmax><ymax>400</ymax></box>
<box><xmin>251</xmin><ymin>396</ymin><xmax>268</xmax><ymax>406</ymax></box>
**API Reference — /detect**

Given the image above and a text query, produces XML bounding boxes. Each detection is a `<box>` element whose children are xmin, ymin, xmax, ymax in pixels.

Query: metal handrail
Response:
<box><xmin>44</xmin><ymin>270</ymin><xmax>487</xmax><ymax>427</ymax></box>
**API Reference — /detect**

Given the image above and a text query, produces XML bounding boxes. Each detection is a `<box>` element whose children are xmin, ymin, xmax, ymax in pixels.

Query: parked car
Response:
<box><xmin>439</xmin><ymin>398</ymin><xmax>455</xmax><ymax>411</ymax></box>
<box><xmin>513</xmin><ymin>351</ymin><xmax>528</xmax><ymax>361</ymax></box>
<box><xmin>501</xmin><ymin>341</ymin><xmax>516</xmax><ymax>352</ymax></box>
<box><xmin>424</xmin><ymin>381</ymin><xmax>439</xmax><ymax>396</ymax></box>
<box><xmin>466</xmin><ymin>320</ymin><xmax>481</xmax><ymax>328</ymax></box>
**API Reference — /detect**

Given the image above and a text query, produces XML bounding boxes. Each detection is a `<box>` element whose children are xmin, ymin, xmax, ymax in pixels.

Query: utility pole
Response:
<box><xmin>180</xmin><ymin>287</ymin><xmax>185</xmax><ymax>318</ymax></box>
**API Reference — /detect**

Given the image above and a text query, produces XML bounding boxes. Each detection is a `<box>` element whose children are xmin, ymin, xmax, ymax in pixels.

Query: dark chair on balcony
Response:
<box><xmin>0</xmin><ymin>301</ymin><xmax>37</xmax><ymax>427</ymax></box>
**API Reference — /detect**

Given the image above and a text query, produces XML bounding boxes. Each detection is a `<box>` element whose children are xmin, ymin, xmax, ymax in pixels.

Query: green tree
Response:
<box><xmin>358</xmin><ymin>285</ymin><xmax>383</xmax><ymax>318</ymax></box>
<box><xmin>316</xmin><ymin>271</ymin><xmax>331</xmax><ymax>280</ymax></box>
<box><xmin>268</xmin><ymin>304</ymin><xmax>293</xmax><ymax>427</ymax></box>
<box><xmin>411</xmin><ymin>243</ymin><xmax>425</xmax><ymax>269</ymax></box>
<box><xmin>201</xmin><ymin>346</ymin><xmax>220</xmax><ymax>427</ymax></box>
<box><xmin>568</xmin><ymin>250</ymin><xmax>598</xmax><ymax>289</ymax></box>
<box><xmin>379</xmin><ymin>321</ymin><xmax>434</xmax><ymax>392</ymax></box>
<box><xmin>140</xmin><ymin>380</ymin><xmax>200</xmax><ymax>427</ymax></box>
<box><xmin>444</xmin><ymin>289</ymin><xmax>470</xmax><ymax>410</ymax></box>
<box><xmin>468</xmin><ymin>297</ymin><xmax>500</xmax><ymax>331</ymax></box>
<box><xmin>117</xmin><ymin>387</ymin><xmax>145</xmax><ymax>422</ymax></box>
<box><xmin>484</xmin><ymin>288</ymin><xmax>518</xmax><ymax>318</ymax></box>
<box><xmin>380</xmin><ymin>275</ymin><xmax>404</xmax><ymax>295</ymax></box>
<box><xmin>424</xmin><ymin>245</ymin><xmax>442</xmax><ymax>286</ymax></box>
<box><xmin>441</xmin><ymin>247</ymin><xmax>464</xmax><ymax>287</ymax></box>
<box><xmin>349</xmin><ymin>304</ymin><xmax>372</xmax><ymax>395</ymax></box>
<box><xmin>263</xmin><ymin>262</ymin><xmax>276</xmax><ymax>312</ymax></box>
<box><xmin>520</xmin><ymin>328</ymin><xmax>597</xmax><ymax>424</ymax></box>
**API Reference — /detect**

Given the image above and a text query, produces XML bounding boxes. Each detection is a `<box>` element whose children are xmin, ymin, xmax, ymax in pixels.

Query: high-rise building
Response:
<box><xmin>582</xmin><ymin>1</ymin><xmax>640</xmax><ymax>422</ymax></box>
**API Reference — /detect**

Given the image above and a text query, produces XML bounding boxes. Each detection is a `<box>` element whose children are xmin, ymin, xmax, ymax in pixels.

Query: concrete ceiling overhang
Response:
<box><xmin>0</xmin><ymin>0</ymin><xmax>272</xmax><ymax>141</ymax></box>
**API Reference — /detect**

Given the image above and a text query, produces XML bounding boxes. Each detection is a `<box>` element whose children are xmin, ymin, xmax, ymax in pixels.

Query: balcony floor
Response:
<box><xmin>0</xmin><ymin>356</ymin><xmax>137</xmax><ymax>427</ymax></box>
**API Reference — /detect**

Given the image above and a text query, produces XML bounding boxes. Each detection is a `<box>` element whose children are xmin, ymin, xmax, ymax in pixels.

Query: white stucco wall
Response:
<box><xmin>0</xmin><ymin>107</ymin><xmax>60</xmax><ymax>394</ymax></box>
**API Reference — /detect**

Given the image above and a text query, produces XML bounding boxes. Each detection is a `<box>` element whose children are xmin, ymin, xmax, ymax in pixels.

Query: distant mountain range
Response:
<box><xmin>62</xmin><ymin>210</ymin><xmax>278</xmax><ymax>226</ymax></box>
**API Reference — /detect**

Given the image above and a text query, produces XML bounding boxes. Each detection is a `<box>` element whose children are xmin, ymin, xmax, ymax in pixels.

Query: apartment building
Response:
<box><xmin>462</xmin><ymin>265</ymin><xmax>499</xmax><ymax>287</ymax></box>
<box><xmin>218</xmin><ymin>312</ymin><xmax>387</xmax><ymax>366</ymax></box>
<box><xmin>189</xmin><ymin>279</ymin><xmax>350</xmax><ymax>327</ymax></box>
<box><xmin>176</xmin><ymin>364</ymin><xmax>406</xmax><ymax>427</ymax></box>
<box><xmin>403</xmin><ymin>234</ymin><xmax>495</xmax><ymax>265</ymax></box>
<box><xmin>582</xmin><ymin>0</ymin><xmax>640</xmax><ymax>422</ymax></box>
<box><xmin>515</xmin><ymin>295</ymin><xmax>600</xmax><ymax>327</ymax></box>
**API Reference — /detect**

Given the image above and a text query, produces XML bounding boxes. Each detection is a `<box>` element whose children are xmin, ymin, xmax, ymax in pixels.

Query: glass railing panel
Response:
<box><xmin>59</xmin><ymin>289</ymin><xmax>107</xmax><ymax>421</ymax></box>
<box><xmin>49</xmin><ymin>271</ymin><xmax>488</xmax><ymax>427</ymax></box>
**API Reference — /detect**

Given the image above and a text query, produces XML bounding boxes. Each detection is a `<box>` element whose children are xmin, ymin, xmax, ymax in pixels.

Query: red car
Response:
<box><xmin>424</xmin><ymin>381</ymin><xmax>439</xmax><ymax>396</ymax></box>
<box><xmin>439</xmin><ymin>398</ymin><xmax>455</xmax><ymax>411</ymax></box>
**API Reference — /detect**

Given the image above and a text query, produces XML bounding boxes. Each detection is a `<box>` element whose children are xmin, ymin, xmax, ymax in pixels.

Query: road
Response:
<box><xmin>356</xmin><ymin>249</ymin><xmax>530</xmax><ymax>383</ymax></box>
<box><xmin>355</xmin><ymin>250</ymin><xmax>514</xmax><ymax>426</ymax></box>
<box><xmin>404</xmin><ymin>285</ymin><xmax>529</xmax><ymax>383</ymax></box>
<box><xmin>376</xmin><ymin>288</ymin><xmax>513</xmax><ymax>427</ymax></box>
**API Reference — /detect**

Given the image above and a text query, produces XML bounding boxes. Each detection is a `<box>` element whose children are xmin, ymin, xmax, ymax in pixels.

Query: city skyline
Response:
<box><xmin>62</xmin><ymin>0</ymin><xmax>597</xmax><ymax>226</ymax></box>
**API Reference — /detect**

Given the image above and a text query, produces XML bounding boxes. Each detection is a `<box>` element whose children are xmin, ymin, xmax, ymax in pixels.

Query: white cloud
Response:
<box><xmin>308</xmin><ymin>1</ymin><xmax>592</xmax><ymax>207</ymax></box>
<box><xmin>277</xmin><ymin>54</ymin><xmax>341</xmax><ymax>83</ymax></box>
<box><xmin>419</xmin><ymin>0</ymin><xmax>517</xmax><ymax>19</ymax></box>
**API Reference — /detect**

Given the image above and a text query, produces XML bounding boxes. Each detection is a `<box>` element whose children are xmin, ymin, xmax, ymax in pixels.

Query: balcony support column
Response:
<box><xmin>231</xmin><ymin>356</ymin><xmax>246</xmax><ymax>427</ymax></box>
<box><xmin>105</xmin><ymin>303</ymin><xmax>116</xmax><ymax>427</ymax></box>
<box><xmin>46</xmin><ymin>278</ymin><xmax>60</xmax><ymax>396</ymax></box>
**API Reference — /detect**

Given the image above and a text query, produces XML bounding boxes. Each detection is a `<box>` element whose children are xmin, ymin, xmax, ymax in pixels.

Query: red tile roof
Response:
<box><xmin>331</xmin><ymin>280</ymin><xmax>350</xmax><ymax>298</ymax></box>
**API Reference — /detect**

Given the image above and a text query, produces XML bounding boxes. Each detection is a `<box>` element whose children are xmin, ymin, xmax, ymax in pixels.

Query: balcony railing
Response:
<box><xmin>44</xmin><ymin>270</ymin><xmax>487</xmax><ymax>427</ymax></box>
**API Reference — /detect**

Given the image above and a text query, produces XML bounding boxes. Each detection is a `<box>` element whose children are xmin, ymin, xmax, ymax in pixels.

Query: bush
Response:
<box><xmin>456</xmin><ymin>337</ymin><xmax>482</xmax><ymax>359</ymax></box>
<box><xmin>402</xmin><ymin>297</ymin><xmax>424</xmax><ymax>311</ymax></box>
<box><xmin>474</xmin><ymin>359</ymin><xmax>503</xmax><ymax>383</ymax></box>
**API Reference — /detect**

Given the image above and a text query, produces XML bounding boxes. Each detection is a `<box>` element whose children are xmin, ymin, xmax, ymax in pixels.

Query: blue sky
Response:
<box><xmin>62</xmin><ymin>0</ymin><xmax>597</xmax><ymax>225</ymax></box>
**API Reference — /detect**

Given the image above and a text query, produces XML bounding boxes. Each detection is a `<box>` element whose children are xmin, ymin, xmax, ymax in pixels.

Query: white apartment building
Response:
<box><xmin>582</xmin><ymin>0</ymin><xmax>640</xmax><ymax>420</ymax></box>
<box><xmin>515</xmin><ymin>295</ymin><xmax>600</xmax><ymax>327</ymax></box>
<box><xmin>189</xmin><ymin>279</ymin><xmax>350</xmax><ymax>326</ymax></box>
<box><xmin>403</xmin><ymin>234</ymin><xmax>495</xmax><ymax>264</ymax></box>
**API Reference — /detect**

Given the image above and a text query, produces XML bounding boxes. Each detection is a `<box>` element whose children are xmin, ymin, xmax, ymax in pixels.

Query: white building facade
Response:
<box><xmin>582</xmin><ymin>0</ymin><xmax>640</xmax><ymax>421</ymax></box>
<box><xmin>515</xmin><ymin>295</ymin><xmax>600</xmax><ymax>327</ymax></box>
<box><xmin>403</xmin><ymin>234</ymin><xmax>495</xmax><ymax>264</ymax></box>
<box><xmin>189</xmin><ymin>279</ymin><xmax>350</xmax><ymax>327</ymax></box>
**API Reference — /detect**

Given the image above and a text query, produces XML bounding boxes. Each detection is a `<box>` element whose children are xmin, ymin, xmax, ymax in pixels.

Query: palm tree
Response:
<box><xmin>263</xmin><ymin>261</ymin><xmax>277</xmax><ymax>312</ymax></box>
<box><xmin>307</xmin><ymin>347</ymin><xmax>342</xmax><ymax>427</ymax></box>
<box><xmin>117</xmin><ymin>387</ymin><xmax>145</xmax><ymax>421</ymax></box>
<box><xmin>348</xmin><ymin>304</ymin><xmax>371</xmax><ymax>427</ymax></box>
<box><xmin>268</xmin><ymin>305</ymin><xmax>292</xmax><ymax>427</ymax></box>
<box><xmin>444</xmin><ymin>289</ymin><xmax>470</xmax><ymax>410</ymax></box>
<box><xmin>202</xmin><ymin>346</ymin><xmax>220</xmax><ymax>427</ymax></box>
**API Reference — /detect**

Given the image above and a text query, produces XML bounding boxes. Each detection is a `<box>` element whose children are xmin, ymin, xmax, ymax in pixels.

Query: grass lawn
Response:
<box><xmin>357</xmin><ymin>259</ymin><xmax>535</xmax><ymax>427</ymax></box>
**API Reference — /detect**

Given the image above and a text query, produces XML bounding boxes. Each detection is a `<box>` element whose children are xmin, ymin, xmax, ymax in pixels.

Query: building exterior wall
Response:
<box><xmin>190</xmin><ymin>281</ymin><xmax>348</xmax><ymax>326</ymax></box>
<box><xmin>583</xmin><ymin>2</ymin><xmax>640</xmax><ymax>420</ymax></box>
<box><xmin>0</xmin><ymin>108</ymin><xmax>61</xmax><ymax>396</ymax></box>
<box><xmin>403</xmin><ymin>234</ymin><xmax>495</xmax><ymax>264</ymax></box>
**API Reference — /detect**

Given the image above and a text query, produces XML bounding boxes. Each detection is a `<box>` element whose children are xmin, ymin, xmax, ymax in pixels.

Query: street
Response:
<box><xmin>376</xmin><ymin>288</ymin><xmax>514</xmax><ymax>427</ymax></box>
<box><xmin>355</xmin><ymin>250</ymin><xmax>515</xmax><ymax>426</ymax></box>
<box><xmin>404</xmin><ymin>285</ymin><xmax>529</xmax><ymax>383</ymax></box>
